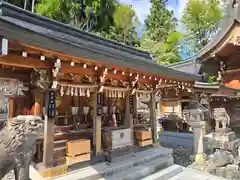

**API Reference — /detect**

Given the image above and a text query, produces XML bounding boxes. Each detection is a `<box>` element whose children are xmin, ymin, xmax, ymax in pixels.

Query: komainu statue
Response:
<box><xmin>0</xmin><ymin>115</ymin><xmax>43</xmax><ymax>180</ymax></box>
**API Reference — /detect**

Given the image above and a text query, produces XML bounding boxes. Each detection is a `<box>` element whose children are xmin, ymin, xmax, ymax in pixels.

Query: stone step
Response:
<box><xmin>140</xmin><ymin>164</ymin><xmax>184</xmax><ymax>180</ymax></box>
<box><xmin>167</xmin><ymin>168</ymin><xmax>227</xmax><ymax>180</ymax></box>
<box><xmin>102</xmin><ymin>156</ymin><xmax>173</xmax><ymax>180</ymax></box>
<box><xmin>50</xmin><ymin>146</ymin><xmax>173</xmax><ymax>180</ymax></box>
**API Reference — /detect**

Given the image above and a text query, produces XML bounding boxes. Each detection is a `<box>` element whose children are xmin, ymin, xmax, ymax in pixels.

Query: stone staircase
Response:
<box><xmin>30</xmin><ymin>146</ymin><xmax>227</xmax><ymax>180</ymax></box>
<box><xmin>49</xmin><ymin>146</ymin><xmax>173</xmax><ymax>180</ymax></box>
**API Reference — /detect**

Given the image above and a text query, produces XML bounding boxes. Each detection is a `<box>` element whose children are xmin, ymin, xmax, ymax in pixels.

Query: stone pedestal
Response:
<box><xmin>207</xmin><ymin>108</ymin><xmax>240</xmax><ymax>154</ymax></box>
<box><xmin>189</xmin><ymin>121</ymin><xmax>206</xmax><ymax>164</ymax></box>
<box><xmin>188</xmin><ymin>121</ymin><xmax>207</xmax><ymax>164</ymax></box>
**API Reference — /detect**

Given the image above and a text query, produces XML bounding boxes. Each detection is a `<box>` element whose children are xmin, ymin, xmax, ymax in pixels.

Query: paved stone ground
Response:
<box><xmin>167</xmin><ymin>167</ymin><xmax>227</xmax><ymax>180</ymax></box>
<box><xmin>2</xmin><ymin>170</ymin><xmax>14</xmax><ymax>180</ymax></box>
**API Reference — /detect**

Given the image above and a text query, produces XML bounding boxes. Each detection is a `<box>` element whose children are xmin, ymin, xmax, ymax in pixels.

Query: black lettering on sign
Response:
<box><xmin>129</xmin><ymin>95</ymin><xmax>134</xmax><ymax>114</ymax></box>
<box><xmin>45</xmin><ymin>90</ymin><xmax>56</xmax><ymax>118</ymax></box>
<box><xmin>97</xmin><ymin>93</ymin><xmax>103</xmax><ymax>116</ymax></box>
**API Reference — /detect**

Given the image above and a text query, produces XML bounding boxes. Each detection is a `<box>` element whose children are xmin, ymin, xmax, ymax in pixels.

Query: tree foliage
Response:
<box><xmin>35</xmin><ymin>0</ymin><xmax>139</xmax><ymax>45</ymax></box>
<box><xmin>141</xmin><ymin>0</ymin><xmax>181</xmax><ymax>65</ymax></box>
<box><xmin>182</xmin><ymin>0</ymin><xmax>223</xmax><ymax>53</ymax></box>
<box><xmin>140</xmin><ymin>31</ymin><xmax>182</xmax><ymax>65</ymax></box>
<box><xmin>145</xmin><ymin>0</ymin><xmax>176</xmax><ymax>42</ymax></box>
<box><xmin>102</xmin><ymin>4</ymin><xmax>140</xmax><ymax>46</ymax></box>
<box><xmin>35</xmin><ymin>0</ymin><xmax>116</xmax><ymax>32</ymax></box>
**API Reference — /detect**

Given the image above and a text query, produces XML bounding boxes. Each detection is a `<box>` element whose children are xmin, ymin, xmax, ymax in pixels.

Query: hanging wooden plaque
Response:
<box><xmin>45</xmin><ymin>90</ymin><xmax>56</xmax><ymax>118</ymax></box>
<box><xmin>129</xmin><ymin>95</ymin><xmax>134</xmax><ymax>114</ymax></box>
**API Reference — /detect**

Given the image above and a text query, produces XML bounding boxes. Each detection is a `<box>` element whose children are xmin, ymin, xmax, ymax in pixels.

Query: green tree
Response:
<box><xmin>140</xmin><ymin>31</ymin><xmax>182</xmax><ymax>65</ymax></box>
<box><xmin>36</xmin><ymin>0</ymin><xmax>72</xmax><ymax>24</ymax></box>
<box><xmin>35</xmin><ymin>0</ymin><xmax>117</xmax><ymax>32</ymax></box>
<box><xmin>141</xmin><ymin>0</ymin><xmax>181</xmax><ymax>64</ymax></box>
<box><xmin>145</xmin><ymin>0</ymin><xmax>176</xmax><ymax>42</ymax></box>
<box><xmin>102</xmin><ymin>4</ymin><xmax>140</xmax><ymax>46</ymax></box>
<box><xmin>182</xmin><ymin>0</ymin><xmax>223</xmax><ymax>53</ymax></box>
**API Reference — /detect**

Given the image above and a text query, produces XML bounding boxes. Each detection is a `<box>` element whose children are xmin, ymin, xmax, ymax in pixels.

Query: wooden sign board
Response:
<box><xmin>97</xmin><ymin>93</ymin><xmax>103</xmax><ymax>116</ymax></box>
<box><xmin>45</xmin><ymin>90</ymin><xmax>56</xmax><ymax>118</ymax></box>
<box><xmin>129</xmin><ymin>95</ymin><xmax>134</xmax><ymax>114</ymax></box>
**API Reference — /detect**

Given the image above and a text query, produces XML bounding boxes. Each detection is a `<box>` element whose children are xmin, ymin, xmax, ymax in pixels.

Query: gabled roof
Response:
<box><xmin>0</xmin><ymin>1</ymin><xmax>201</xmax><ymax>82</ymax></box>
<box><xmin>194</xmin><ymin>0</ymin><xmax>240</xmax><ymax>62</ymax></box>
<box><xmin>166</xmin><ymin>60</ymin><xmax>201</xmax><ymax>75</ymax></box>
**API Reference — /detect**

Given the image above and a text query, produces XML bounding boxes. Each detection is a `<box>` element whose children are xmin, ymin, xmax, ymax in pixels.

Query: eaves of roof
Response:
<box><xmin>194</xmin><ymin>82</ymin><xmax>220</xmax><ymax>89</ymax></box>
<box><xmin>0</xmin><ymin>1</ymin><xmax>201</xmax><ymax>82</ymax></box>
<box><xmin>166</xmin><ymin>59</ymin><xmax>195</xmax><ymax>68</ymax></box>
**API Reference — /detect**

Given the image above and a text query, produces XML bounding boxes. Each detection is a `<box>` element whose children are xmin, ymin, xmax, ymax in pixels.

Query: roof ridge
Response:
<box><xmin>166</xmin><ymin>59</ymin><xmax>195</xmax><ymax>67</ymax></box>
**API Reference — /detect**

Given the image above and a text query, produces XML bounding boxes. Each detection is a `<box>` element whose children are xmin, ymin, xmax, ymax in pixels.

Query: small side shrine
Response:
<box><xmin>0</xmin><ymin>1</ymin><xmax>200</xmax><ymax>179</ymax></box>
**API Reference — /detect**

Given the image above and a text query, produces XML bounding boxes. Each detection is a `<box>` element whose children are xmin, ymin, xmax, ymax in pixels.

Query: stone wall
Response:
<box><xmin>159</xmin><ymin>131</ymin><xmax>209</xmax><ymax>151</ymax></box>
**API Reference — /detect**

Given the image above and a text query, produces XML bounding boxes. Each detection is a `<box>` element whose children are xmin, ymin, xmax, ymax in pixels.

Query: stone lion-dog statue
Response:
<box><xmin>0</xmin><ymin>115</ymin><xmax>43</xmax><ymax>180</ymax></box>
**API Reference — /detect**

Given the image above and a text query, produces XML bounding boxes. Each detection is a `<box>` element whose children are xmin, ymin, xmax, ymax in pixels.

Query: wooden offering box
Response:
<box><xmin>66</xmin><ymin>139</ymin><xmax>90</xmax><ymax>156</ymax></box>
<box><xmin>103</xmin><ymin>128</ymin><xmax>132</xmax><ymax>152</ymax></box>
<box><xmin>135</xmin><ymin>130</ymin><xmax>153</xmax><ymax>147</ymax></box>
<box><xmin>66</xmin><ymin>139</ymin><xmax>91</xmax><ymax>165</ymax></box>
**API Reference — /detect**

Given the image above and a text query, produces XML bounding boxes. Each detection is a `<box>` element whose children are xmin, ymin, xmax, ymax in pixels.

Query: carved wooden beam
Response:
<box><xmin>0</xmin><ymin>68</ymin><xmax>30</xmax><ymax>81</ymax></box>
<box><xmin>0</xmin><ymin>55</ymin><xmax>51</xmax><ymax>69</ymax></box>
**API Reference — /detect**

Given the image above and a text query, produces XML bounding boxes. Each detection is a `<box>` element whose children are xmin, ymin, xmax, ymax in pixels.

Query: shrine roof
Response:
<box><xmin>194</xmin><ymin>82</ymin><xmax>220</xmax><ymax>89</ymax></box>
<box><xmin>189</xmin><ymin>0</ymin><xmax>240</xmax><ymax>63</ymax></box>
<box><xmin>0</xmin><ymin>1</ymin><xmax>201</xmax><ymax>82</ymax></box>
<box><xmin>166</xmin><ymin>60</ymin><xmax>201</xmax><ymax>75</ymax></box>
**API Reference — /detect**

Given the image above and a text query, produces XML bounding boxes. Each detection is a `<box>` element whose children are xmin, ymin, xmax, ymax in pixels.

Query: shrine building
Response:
<box><xmin>0</xmin><ymin>1</ymin><xmax>200</xmax><ymax>178</ymax></box>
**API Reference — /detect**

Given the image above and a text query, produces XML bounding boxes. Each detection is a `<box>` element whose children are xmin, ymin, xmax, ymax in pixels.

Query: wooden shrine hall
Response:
<box><xmin>0</xmin><ymin>1</ymin><xmax>200</xmax><ymax>178</ymax></box>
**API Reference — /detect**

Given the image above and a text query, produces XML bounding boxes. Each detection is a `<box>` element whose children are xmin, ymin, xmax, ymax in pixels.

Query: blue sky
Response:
<box><xmin>118</xmin><ymin>0</ymin><xmax>188</xmax><ymax>24</ymax></box>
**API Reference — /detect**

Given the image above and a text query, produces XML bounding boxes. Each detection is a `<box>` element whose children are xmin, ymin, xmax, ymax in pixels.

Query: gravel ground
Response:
<box><xmin>172</xmin><ymin>145</ymin><xmax>194</xmax><ymax>167</ymax></box>
<box><xmin>2</xmin><ymin>170</ymin><xmax>14</xmax><ymax>180</ymax></box>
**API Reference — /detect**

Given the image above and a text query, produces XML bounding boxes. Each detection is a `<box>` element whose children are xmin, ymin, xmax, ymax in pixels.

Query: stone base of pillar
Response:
<box><xmin>194</xmin><ymin>153</ymin><xmax>208</xmax><ymax>165</ymax></box>
<box><xmin>153</xmin><ymin>143</ymin><xmax>160</xmax><ymax>148</ymax></box>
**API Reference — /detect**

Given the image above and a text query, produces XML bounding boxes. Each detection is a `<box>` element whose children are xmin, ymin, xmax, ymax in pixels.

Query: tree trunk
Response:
<box><xmin>31</xmin><ymin>0</ymin><xmax>35</xmax><ymax>12</ymax></box>
<box><xmin>24</xmin><ymin>0</ymin><xmax>28</xmax><ymax>10</ymax></box>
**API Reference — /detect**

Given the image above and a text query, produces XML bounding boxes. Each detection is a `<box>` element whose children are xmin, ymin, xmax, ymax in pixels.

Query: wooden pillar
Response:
<box><xmin>150</xmin><ymin>92</ymin><xmax>157</xmax><ymax>144</ymax></box>
<box><xmin>92</xmin><ymin>89</ymin><xmax>102</xmax><ymax>155</ymax></box>
<box><xmin>124</xmin><ymin>94</ymin><xmax>130</xmax><ymax>127</ymax></box>
<box><xmin>8</xmin><ymin>96</ymin><xmax>15</xmax><ymax>120</ymax></box>
<box><xmin>43</xmin><ymin>114</ymin><xmax>55</xmax><ymax>167</ymax></box>
<box><xmin>43</xmin><ymin>90</ymin><xmax>56</xmax><ymax>168</ymax></box>
<box><xmin>124</xmin><ymin>94</ymin><xmax>134</xmax><ymax>145</ymax></box>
